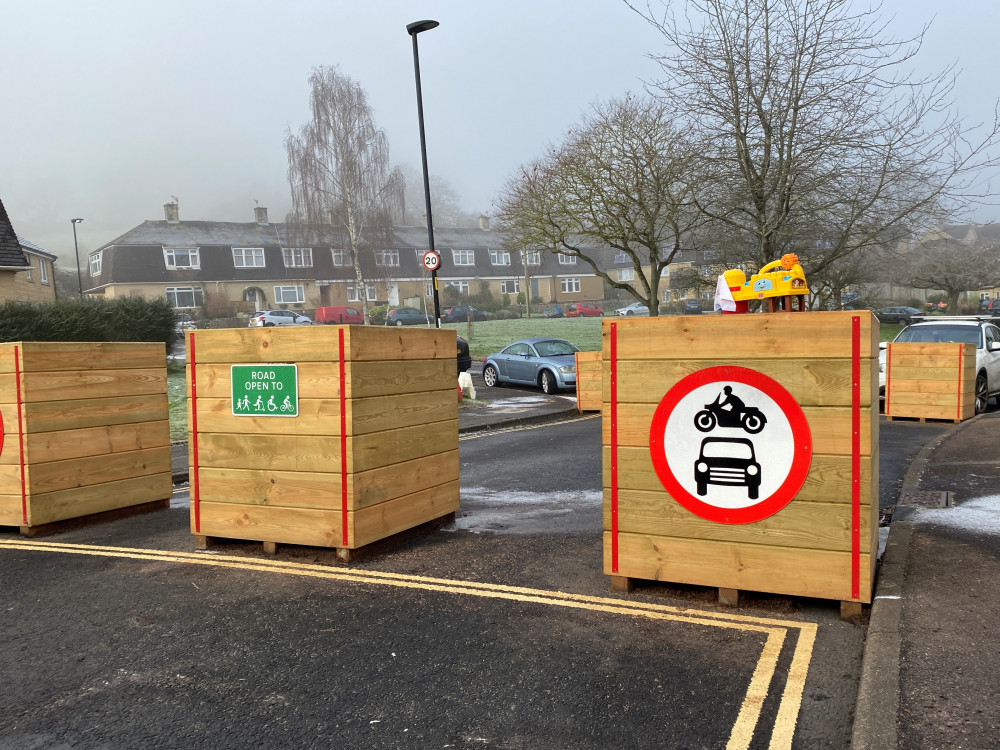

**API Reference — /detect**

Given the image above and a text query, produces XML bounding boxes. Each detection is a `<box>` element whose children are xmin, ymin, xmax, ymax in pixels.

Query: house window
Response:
<box><xmin>700</xmin><ymin>265</ymin><xmax>713</xmax><ymax>276</ymax></box>
<box><xmin>282</xmin><ymin>247</ymin><xmax>313</xmax><ymax>268</ymax></box>
<box><xmin>375</xmin><ymin>249</ymin><xmax>399</xmax><ymax>267</ymax></box>
<box><xmin>89</xmin><ymin>251</ymin><xmax>103</xmax><ymax>276</ymax></box>
<box><xmin>619</xmin><ymin>268</ymin><xmax>634</xmax><ymax>282</ymax></box>
<box><xmin>447</xmin><ymin>281</ymin><xmax>470</xmax><ymax>295</ymax></box>
<box><xmin>558</xmin><ymin>254</ymin><xmax>576</xmax><ymax>265</ymax></box>
<box><xmin>452</xmin><ymin>249</ymin><xmax>475</xmax><ymax>266</ymax></box>
<box><xmin>40</xmin><ymin>259</ymin><xmax>49</xmax><ymax>284</ymax></box>
<box><xmin>331</xmin><ymin>249</ymin><xmax>346</xmax><ymax>266</ymax></box>
<box><xmin>233</xmin><ymin>247</ymin><xmax>266</xmax><ymax>268</ymax></box>
<box><xmin>614</xmin><ymin>252</ymin><xmax>628</xmax><ymax>264</ymax></box>
<box><xmin>500</xmin><ymin>279</ymin><xmax>520</xmax><ymax>295</ymax></box>
<box><xmin>347</xmin><ymin>284</ymin><xmax>377</xmax><ymax>302</ymax></box>
<box><xmin>163</xmin><ymin>247</ymin><xmax>200</xmax><ymax>269</ymax></box>
<box><xmin>561</xmin><ymin>278</ymin><xmax>581</xmax><ymax>294</ymax></box>
<box><xmin>661</xmin><ymin>290</ymin><xmax>670</xmax><ymax>303</ymax></box>
<box><xmin>24</xmin><ymin>262</ymin><xmax>32</xmax><ymax>281</ymax></box>
<box><xmin>425</xmin><ymin>281</ymin><xmax>433</xmax><ymax>298</ymax></box>
<box><xmin>274</xmin><ymin>285</ymin><xmax>305</xmax><ymax>304</ymax></box>
<box><xmin>523</xmin><ymin>251</ymin><xmax>541</xmax><ymax>266</ymax></box>
<box><xmin>490</xmin><ymin>249</ymin><xmax>510</xmax><ymax>265</ymax></box>
<box><xmin>166</xmin><ymin>286</ymin><xmax>204</xmax><ymax>308</ymax></box>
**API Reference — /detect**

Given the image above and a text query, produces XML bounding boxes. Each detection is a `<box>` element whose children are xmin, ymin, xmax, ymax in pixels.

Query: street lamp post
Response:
<box><xmin>71</xmin><ymin>218</ymin><xmax>84</xmax><ymax>296</ymax></box>
<box><xmin>406</xmin><ymin>19</ymin><xmax>441</xmax><ymax>329</ymax></box>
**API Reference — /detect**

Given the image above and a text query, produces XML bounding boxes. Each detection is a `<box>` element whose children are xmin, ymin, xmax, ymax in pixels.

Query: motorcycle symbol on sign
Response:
<box><xmin>693</xmin><ymin>386</ymin><xmax>767</xmax><ymax>434</ymax></box>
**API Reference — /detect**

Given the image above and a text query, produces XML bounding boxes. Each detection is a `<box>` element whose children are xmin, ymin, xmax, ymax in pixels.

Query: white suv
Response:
<box><xmin>880</xmin><ymin>317</ymin><xmax>1000</xmax><ymax>413</ymax></box>
<box><xmin>248</xmin><ymin>310</ymin><xmax>312</xmax><ymax>327</ymax></box>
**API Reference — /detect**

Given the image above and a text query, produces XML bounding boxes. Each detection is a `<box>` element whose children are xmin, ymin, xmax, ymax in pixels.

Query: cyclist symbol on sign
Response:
<box><xmin>693</xmin><ymin>385</ymin><xmax>767</xmax><ymax>434</ymax></box>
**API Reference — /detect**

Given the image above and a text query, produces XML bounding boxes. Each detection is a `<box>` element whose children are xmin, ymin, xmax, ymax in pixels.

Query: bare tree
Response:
<box><xmin>906</xmin><ymin>237</ymin><xmax>1000</xmax><ymax>313</ymax></box>
<box><xmin>399</xmin><ymin>166</ymin><xmax>482</xmax><ymax>228</ymax></box>
<box><xmin>628</xmin><ymin>0</ymin><xmax>1000</xmax><ymax>278</ymax></box>
<box><xmin>495</xmin><ymin>96</ymin><xmax>704</xmax><ymax>315</ymax></box>
<box><xmin>285</xmin><ymin>66</ymin><xmax>403</xmax><ymax>321</ymax></box>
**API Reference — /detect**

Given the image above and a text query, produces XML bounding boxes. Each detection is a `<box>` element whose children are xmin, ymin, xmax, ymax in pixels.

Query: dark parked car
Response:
<box><xmin>386</xmin><ymin>307</ymin><xmax>432</xmax><ymax>326</ymax></box>
<box><xmin>482</xmin><ymin>337</ymin><xmax>580</xmax><ymax>394</ymax></box>
<box><xmin>456</xmin><ymin>335</ymin><xmax>471</xmax><ymax>374</ymax></box>
<box><xmin>978</xmin><ymin>299</ymin><xmax>1000</xmax><ymax>316</ymax></box>
<box><xmin>877</xmin><ymin>306</ymin><xmax>925</xmax><ymax>325</ymax></box>
<box><xmin>441</xmin><ymin>305</ymin><xmax>488</xmax><ymax>323</ymax></box>
<box><xmin>683</xmin><ymin>300</ymin><xmax>703</xmax><ymax>315</ymax></box>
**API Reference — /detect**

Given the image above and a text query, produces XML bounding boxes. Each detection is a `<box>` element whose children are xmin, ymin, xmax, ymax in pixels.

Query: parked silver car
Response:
<box><xmin>482</xmin><ymin>338</ymin><xmax>580</xmax><ymax>394</ymax></box>
<box><xmin>248</xmin><ymin>310</ymin><xmax>312</xmax><ymax>327</ymax></box>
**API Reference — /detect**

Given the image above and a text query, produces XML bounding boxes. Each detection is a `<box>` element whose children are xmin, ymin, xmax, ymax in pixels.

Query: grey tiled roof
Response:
<box><xmin>0</xmin><ymin>197</ymin><xmax>30</xmax><ymax>269</ymax></box>
<box><xmin>16</xmin><ymin>235</ymin><xmax>56</xmax><ymax>260</ymax></box>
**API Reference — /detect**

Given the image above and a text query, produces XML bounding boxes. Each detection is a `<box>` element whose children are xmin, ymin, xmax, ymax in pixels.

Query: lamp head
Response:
<box><xmin>71</xmin><ymin>218</ymin><xmax>84</xmax><ymax>224</ymax></box>
<box><xmin>407</xmin><ymin>19</ymin><xmax>439</xmax><ymax>35</ymax></box>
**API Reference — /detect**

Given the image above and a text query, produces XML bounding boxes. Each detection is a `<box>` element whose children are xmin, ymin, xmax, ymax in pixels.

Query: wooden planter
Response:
<box><xmin>0</xmin><ymin>342</ymin><xmax>172</xmax><ymax>533</ymax></box>
<box><xmin>602</xmin><ymin>312</ymin><xmax>879</xmax><ymax>610</ymax></box>
<box><xmin>885</xmin><ymin>342</ymin><xmax>975</xmax><ymax>422</ymax></box>
<box><xmin>575</xmin><ymin>351</ymin><xmax>602</xmax><ymax>413</ymax></box>
<box><xmin>186</xmin><ymin>326</ymin><xmax>459</xmax><ymax>557</ymax></box>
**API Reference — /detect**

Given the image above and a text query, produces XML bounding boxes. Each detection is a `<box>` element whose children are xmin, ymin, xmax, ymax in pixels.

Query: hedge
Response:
<box><xmin>0</xmin><ymin>296</ymin><xmax>177</xmax><ymax>348</ymax></box>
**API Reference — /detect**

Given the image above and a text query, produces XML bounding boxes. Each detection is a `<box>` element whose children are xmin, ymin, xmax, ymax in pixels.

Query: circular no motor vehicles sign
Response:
<box><xmin>648</xmin><ymin>366</ymin><xmax>812</xmax><ymax>525</ymax></box>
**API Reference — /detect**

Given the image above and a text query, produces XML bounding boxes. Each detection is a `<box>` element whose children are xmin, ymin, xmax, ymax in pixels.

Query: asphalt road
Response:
<box><xmin>0</xmin><ymin>391</ymin><xmax>960</xmax><ymax>749</ymax></box>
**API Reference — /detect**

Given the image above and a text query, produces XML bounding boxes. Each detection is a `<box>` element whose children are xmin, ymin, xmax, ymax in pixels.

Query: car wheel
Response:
<box><xmin>540</xmin><ymin>370</ymin><xmax>558</xmax><ymax>395</ymax></box>
<box><xmin>264</xmin><ymin>322</ymin><xmax>275</xmax><ymax>327</ymax></box>
<box><xmin>696</xmin><ymin>482</ymin><xmax>707</xmax><ymax>496</ymax></box>
<box><xmin>395</xmin><ymin>319</ymin><xmax>404</xmax><ymax>327</ymax></box>
<box><xmin>483</xmin><ymin>364</ymin><xmax>499</xmax><ymax>387</ymax></box>
<box><xmin>626</xmin><ymin>311</ymin><xmax>634</xmax><ymax>316</ymax></box>
<box><xmin>975</xmin><ymin>373</ymin><xmax>989</xmax><ymax>414</ymax></box>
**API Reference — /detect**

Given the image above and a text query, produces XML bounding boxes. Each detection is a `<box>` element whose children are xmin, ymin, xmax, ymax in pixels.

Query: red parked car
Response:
<box><xmin>565</xmin><ymin>301</ymin><xmax>604</xmax><ymax>317</ymax></box>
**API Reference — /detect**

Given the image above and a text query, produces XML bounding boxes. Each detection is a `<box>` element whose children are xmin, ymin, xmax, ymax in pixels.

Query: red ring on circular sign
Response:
<box><xmin>648</xmin><ymin>365</ymin><xmax>812</xmax><ymax>525</ymax></box>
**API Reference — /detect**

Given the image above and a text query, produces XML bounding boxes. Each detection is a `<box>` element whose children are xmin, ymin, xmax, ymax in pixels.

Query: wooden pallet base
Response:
<box><xmin>193</xmin><ymin>511</ymin><xmax>457</xmax><ymax>562</ymax></box>
<box><xmin>1</xmin><ymin>498</ymin><xmax>171</xmax><ymax>538</ymax></box>
<box><xmin>887</xmin><ymin>415</ymin><xmax>963</xmax><ymax>424</ymax></box>
<box><xmin>608</xmin><ymin>575</ymin><xmax>866</xmax><ymax>620</ymax></box>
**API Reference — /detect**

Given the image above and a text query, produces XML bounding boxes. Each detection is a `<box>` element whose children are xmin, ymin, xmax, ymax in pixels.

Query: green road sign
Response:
<box><xmin>231</xmin><ymin>364</ymin><xmax>298</xmax><ymax>417</ymax></box>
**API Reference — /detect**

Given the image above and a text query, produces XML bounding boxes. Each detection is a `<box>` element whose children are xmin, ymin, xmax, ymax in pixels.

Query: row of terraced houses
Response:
<box><xmin>82</xmin><ymin>202</ymin><xmax>707</xmax><ymax>315</ymax></box>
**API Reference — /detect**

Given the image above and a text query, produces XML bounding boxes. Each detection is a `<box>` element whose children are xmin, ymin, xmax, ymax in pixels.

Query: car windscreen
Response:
<box><xmin>894</xmin><ymin>325</ymin><xmax>981</xmax><ymax>347</ymax></box>
<box><xmin>701</xmin><ymin>441</ymin><xmax>754</xmax><ymax>459</ymax></box>
<box><xmin>534</xmin><ymin>340</ymin><xmax>580</xmax><ymax>357</ymax></box>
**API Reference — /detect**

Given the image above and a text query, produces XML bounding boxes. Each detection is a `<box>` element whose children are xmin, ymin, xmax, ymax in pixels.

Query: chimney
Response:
<box><xmin>478</xmin><ymin>215</ymin><xmax>490</xmax><ymax>231</ymax></box>
<box><xmin>254</xmin><ymin>206</ymin><xmax>269</xmax><ymax>225</ymax></box>
<box><xmin>164</xmin><ymin>202</ymin><xmax>180</xmax><ymax>224</ymax></box>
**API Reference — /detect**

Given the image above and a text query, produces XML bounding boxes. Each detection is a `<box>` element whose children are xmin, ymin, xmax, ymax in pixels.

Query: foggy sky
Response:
<box><xmin>2</xmin><ymin>0</ymin><xmax>997</xmax><ymax>266</ymax></box>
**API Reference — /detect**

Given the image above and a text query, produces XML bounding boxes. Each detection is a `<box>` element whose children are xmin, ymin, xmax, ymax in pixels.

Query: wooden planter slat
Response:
<box><xmin>0</xmin><ymin>342</ymin><xmax>172</xmax><ymax>532</ymax></box>
<box><xmin>603</xmin><ymin>312</ymin><xmax>879</xmax><ymax>606</ymax></box>
<box><xmin>885</xmin><ymin>343</ymin><xmax>975</xmax><ymax>421</ymax></box>
<box><xmin>603</xmin><ymin>446</ymin><xmax>874</xmax><ymax>505</ymax></box>
<box><xmin>186</xmin><ymin>326</ymin><xmax>457</xmax><ymax>365</ymax></box>
<box><xmin>575</xmin><ymin>351</ymin><xmax>602</xmax><ymax>413</ymax></box>
<box><xmin>605</xmin><ymin>532</ymin><xmax>871</xmax><ymax>602</ymax></box>
<box><xmin>187</xmin><ymin>326</ymin><xmax>460</xmax><ymax>553</ymax></box>
<box><xmin>603</xmin><ymin>358</ymin><xmax>874</xmax><ymax>407</ymax></box>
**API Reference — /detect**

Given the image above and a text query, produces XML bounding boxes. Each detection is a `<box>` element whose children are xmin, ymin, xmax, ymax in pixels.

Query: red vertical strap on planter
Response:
<box><xmin>610</xmin><ymin>322</ymin><xmax>619</xmax><ymax>573</ymax></box>
<box><xmin>189</xmin><ymin>333</ymin><xmax>201</xmax><ymax>533</ymax></box>
<box><xmin>885</xmin><ymin>343</ymin><xmax>892</xmax><ymax>414</ymax></box>
<box><xmin>14</xmin><ymin>346</ymin><xmax>27</xmax><ymax>525</ymax></box>
<box><xmin>851</xmin><ymin>316</ymin><xmax>861</xmax><ymax>600</ymax></box>
<box><xmin>957</xmin><ymin>344</ymin><xmax>964</xmax><ymax>421</ymax></box>
<box><xmin>339</xmin><ymin>328</ymin><xmax>348</xmax><ymax>546</ymax></box>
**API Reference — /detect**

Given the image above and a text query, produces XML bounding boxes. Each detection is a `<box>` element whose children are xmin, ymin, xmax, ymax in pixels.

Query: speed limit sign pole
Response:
<box><xmin>421</xmin><ymin>250</ymin><xmax>442</xmax><ymax>328</ymax></box>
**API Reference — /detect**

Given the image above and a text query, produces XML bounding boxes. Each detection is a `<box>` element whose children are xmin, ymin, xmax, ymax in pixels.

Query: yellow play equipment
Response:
<box><xmin>729</xmin><ymin>254</ymin><xmax>810</xmax><ymax>312</ymax></box>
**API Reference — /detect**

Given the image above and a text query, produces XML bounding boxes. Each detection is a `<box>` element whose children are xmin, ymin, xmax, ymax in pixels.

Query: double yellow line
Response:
<box><xmin>0</xmin><ymin>538</ymin><xmax>815</xmax><ymax>750</ymax></box>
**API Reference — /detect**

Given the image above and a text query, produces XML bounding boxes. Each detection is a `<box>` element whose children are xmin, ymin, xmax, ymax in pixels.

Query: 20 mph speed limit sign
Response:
<box><xmin>421</xmin><ymin>250</ymin><xmax>441</xmax><ymax>272</ymax></box>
